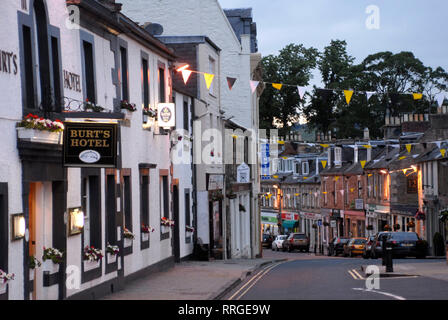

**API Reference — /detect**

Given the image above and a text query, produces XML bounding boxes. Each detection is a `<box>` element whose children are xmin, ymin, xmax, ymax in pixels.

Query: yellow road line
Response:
<box><xmin>228</xmin><ymin>263</ymin><xmax>276</xmax><ymax>300</ymax></box>
<box><xmin>348</xmin><ymin>270</ymin><xmax>360</xmax><ymax>280</ymax></box>
<box><xmin>235</xmin><ymin>263</ymin><xmax>282</xmax><ymax>300</ymax></box>
<box><xmin>352</xmin><ymin>269</ymin><xmax>365</xmax><ymax>280</ymax></box>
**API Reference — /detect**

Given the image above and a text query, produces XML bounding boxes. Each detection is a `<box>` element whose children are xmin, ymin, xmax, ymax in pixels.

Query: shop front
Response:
<box><xmin>344</xmin><ymin>210</ymin><xmax>366</xmax><ymax>238</ymax></box>
<box><xmin>281</xmin><ymin>212</ymin><xmax>300</xmax><ymax>233</ymax></box>
<box><xmin>391</xmin><ymin>204</ymin><xmax>418</xmax><ymax>234</ymax></box>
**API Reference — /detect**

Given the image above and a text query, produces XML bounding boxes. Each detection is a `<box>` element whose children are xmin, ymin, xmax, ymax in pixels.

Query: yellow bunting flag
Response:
<box><xmin>203</xmin><ymin>73</ymin><xmax>215</xmax><ymax>90</ymax></box>
<box><xmin>320</xmin><ymin>144</ymin><xmax>329</xmax><ymax>148</ymax></box>
<box><xmin>232</xmin><ymin>135</ymin><xmax>238</xmax><ymax>139</ymax></box>
<box><xmin>273</xmin><ymin>175</ymin><xmax>279</xmax><ymax>179</ymax></box>
<box><xmin>406</xmin><ymin>144</ymin><xmax>412</xmax><ymax>153</ymax></box>
<box><xmin>362</xmin><ymin>145</ymin><xmax>372</xmax><ymax>149</ymax></box>
<box><xmin>368</xmin><ymin>174</ymin><xmax>373</xmax><ymax>177</ymax></box>
<box><xmin>350</xmin><ymin>188</ymin><xmax>354</xmax><ymax>193</ymax></box>
<box><xmin>399</xmin><ymin>156</ymin><xmax>407</xmax><ymax>160</ymax></box>
<box><xmin>360</xmin><ymin>160</ymin><xmax>366</xmax><ymax>168</ymax></box>
<box><xmin>282</xmin><ymin>157</ymin><xmax>288</xmax><ymax>160</ymax></box>
<box><xmin>413</xmin><ymin>93</ymin><xmax>423</xmax><ymax>100</ymax></box>
<box><xmin>272</xmin><ymin>83</ymin><xmax>283</xmax><ymax>90</ymax></box>
<box><xmin>323</xmin><ymin>192</ymin><xmax>328</xmax><ymax>194</ymax></box>
<box><xmin>278</xmin><ymin>140</ymin><xmax>285</xmax><ymax>145</ymax></box>
<box><xmin>344</xmin><ymin>90</ymin><xmax>354</xmax><ymax>105</ymax></box>
<box><xmin>441</xmin><ymin>149</ymin><xmax>446</xmax><ymax>157</ymax></box>
<box><xmin>334</xmin><ymin>176</ymin><xmax>339</xmax><ymax>181</ymax></box>
<box><xmin>303</xmin><ymin>177</ymin><xmax>308</xmax><ymax>180</ymax></box>
<box><xmin>321</xmin><ymin>160</ymin><xmax>327</xmax><ymax>169</ymax></box>
<box><xmin>295</xmin><ymin>193</ymin><xmax>300</xmax><ymax>196</ymax></box>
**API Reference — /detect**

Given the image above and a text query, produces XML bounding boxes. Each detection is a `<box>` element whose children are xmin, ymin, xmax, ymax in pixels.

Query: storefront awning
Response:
<box><xmin>282</xmin><ymin>220</ymin><xmax>297</xmax><ymax>229</ymax></box>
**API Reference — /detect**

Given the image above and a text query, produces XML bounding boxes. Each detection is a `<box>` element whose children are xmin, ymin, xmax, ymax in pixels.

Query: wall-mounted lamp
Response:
<box><xmin>68</xmin><ymin>207</ymin><xmax>84</xmax><ymax>236</ymax></box>
<box><xmin>11</xmin><ymin>214</ymin><xmax>25</xmax><ymax>241</ymax></box>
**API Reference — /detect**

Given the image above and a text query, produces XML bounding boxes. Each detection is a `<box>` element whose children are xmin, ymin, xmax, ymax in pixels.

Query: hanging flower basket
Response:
<box><xmin>384</xmin><ymin>224</ymin><xmax>392</xmax><ymax>231</ymax></box>
<box><xmin>312</xmin><ymin>223</ymin><xmax>318</xmax><ymax>229</ymax></box>
<box><xmin>161</xmin><ymin>217</ymin><xmax>175</xmax><ymax>227</ymax></box>
<box><xmin>393</xmin><ymin>224</ymin><xmax>401</xmax><ymax>231</ymax></box>
<box><xmin>323</xmin><ymin>221</ymin><xmax>330</xmax><ymax>227</ymax></box>
<box><xmin>186</xmin><ymin>225</ymin><xmax>195</xmax><ymax>233</ymax></box>
<box><xmin>415</xmin><ymin>211</ymin><xmax>426</xmax><ymax>221</ymax></box>
<box><xmin>407</xmin><ymin>221</ymin><xmax>415</xmax><ymax>228</ymax></box>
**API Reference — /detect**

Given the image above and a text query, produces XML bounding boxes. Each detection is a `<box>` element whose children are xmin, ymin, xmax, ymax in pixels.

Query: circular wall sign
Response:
<box><xmin>79</xmin><ymin>150</ymin><xmax>101</xmax><ymax>164</ymax></box>
<box><xmin>160</xmin><ymin>106</ymin><xmax>172</xmax><ymax>123</ymax></box>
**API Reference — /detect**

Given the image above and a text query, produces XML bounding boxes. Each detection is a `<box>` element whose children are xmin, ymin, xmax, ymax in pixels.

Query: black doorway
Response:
<box><xmin>173</xmin><ymin>185</ymin><xmax>180</xmax><ymax>262</ymax></box>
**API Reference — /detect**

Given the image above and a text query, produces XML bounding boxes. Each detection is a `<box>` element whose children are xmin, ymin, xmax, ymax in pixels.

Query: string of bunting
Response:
<box><xmin>176</xmin><ymin>65</ymin><xmax>447</xmax><ymax>107</ymax></box>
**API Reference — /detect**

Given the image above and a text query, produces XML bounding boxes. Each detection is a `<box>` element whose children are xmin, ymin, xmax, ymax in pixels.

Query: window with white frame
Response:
<box><xmin>294</xmin><ymin>162</ymin><xmax>301</xmax><ymax>175</ymax></box>
<box><xmin>302</xmin><ymin>161</ymin><xmax>309</xmax><ymax>175</ymax></box>
<box><xmin>287</xmin><ymin>160</ymin><xmax>293</xmax><ymax>172</ymax></box>
<box><xmin>334</xmin><ymin>147</ymin><xmax>342</xmax><ymax>167</ymax></box>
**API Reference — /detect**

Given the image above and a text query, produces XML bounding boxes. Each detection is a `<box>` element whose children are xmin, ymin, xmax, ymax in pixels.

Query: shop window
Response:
<box><xmin>82</xmin><ymin>175</ymin><xmax>101</xmax><ymax>249</ymax></box>
<box><xmin>105</xmin><ymin>173</ymin><xmax>117</xmax><ymax>245</ymax></box>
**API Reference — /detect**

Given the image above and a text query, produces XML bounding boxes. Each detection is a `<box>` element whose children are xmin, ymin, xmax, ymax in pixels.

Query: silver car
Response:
<box><xmin>271</xmin><ymin>235</ymin><xmax>287</xmax><ymax>251</ymax></box>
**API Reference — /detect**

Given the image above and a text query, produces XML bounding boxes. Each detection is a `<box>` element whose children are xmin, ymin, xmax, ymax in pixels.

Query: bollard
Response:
<box><xmin>385</xmin><ymin>244</ymin><xmax>394</xmax><ymax>273</ymax></box>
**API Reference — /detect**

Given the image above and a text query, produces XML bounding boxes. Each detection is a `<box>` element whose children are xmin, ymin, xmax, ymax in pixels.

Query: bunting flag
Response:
<box><xmin>360</xmin><ymin>160</ymin><xmax>366</xmax><ymax>168</ymax></box>
<box><xmin>321</xmin><ymin>160</ymin><xmax>327</xmax><ymax>169</ymax></box>
<box><xmin>406</xmin><ymin>144</ymin><xmax>412</xmax><ymax>153</ymax></box>
<box><xmin>273</xmin><ymin>175</ymin><xmax>279</xmax><ymax>179</ymax></box>
<box><xmin>250</xmin><ymin>80</ymin><xmax>259</xmax><ymax>94</ymax></box>
<box><xmin>413</xmin><ymin>93</ymin><xmax>423</xmax><ymax>100</ymax></box>
<box><xmin>339</xmin><ymin>190</ymin><xmax>344</xmax><ymax>196</ymax></box>
<box><xmin>297</xmin><ymin>86</ymin><xmax>307</xmax><ymax>100</ymax></box>
<box><xmin>278</xmin><ymin>140</ymin><xmax>285</xmax><ymax>145</ymax></box>
<box><xmin>334</xmin><ymin>176</ymin><xmax>339</xmax><ymax>181</ymax></box>
<box><xmin>272</xmin><ymin>83</ymin><xmax>283</xmax><ymax>90</ymax></box>
<box><xmin>227</xmin><ymin>77</ymin><xmax>237</xmax><ymax>90</ymax></box>
<box><xmin>204</xmin><ymin>73</ymin><xmax>215</xmax><ymax>90</ymax></box>
<box><xmin>282</xmin><ymin>157</ymin><xmax>288</xmax><ymax>160</ymax></box>
<box><xmin>362</xmin><ymin>145</ymin><xmax>372</xmax><ymax>149</ymax></box>
<box><xmin>350</xmin><ymin>188</ymin><xmax>354</xmax><ymax>193</ymax></box>
<box><xmin>399</xmin><ymin>156</ymin><xmax>407</xmax><ymax>160</ymax></box>
<box><xmin>181</xmin><ymin>70</ymin><xmax>192</xmax><ymax>84</ymax></box>
<box><xmin>295</xmin><ymin>193</ymin><xmax>300</xmax><ymax>196</ymax></box>
<box><xmin>434</xmin><ymin>141</ymin><xmax>443</xmax><ymax>149</ymax></box>
<box><xmin>303</xmin><ymin>177</ymin><xmax>308</xmax><ymax>180</ymax></box>
<box><xmin>441</xmin><ymin>149</ymin><xmax>446</xmax><ymax>158</ymax></box>
<box><xmin>344</xmin><ymin>90</ymin><xmax>354</xmax><ymax>105</ymax></box>
<box><xmin>366</xmin><ymin>91</ymin><xmax>375</xmax><ymax>101</ymax></box>
<box><xmin>368</xmin><ymin>174</ymin><xmax>373</xmax><ymax>177</ymax></box>
<box><xmin>436</xmin><ymin>93</ymin><xmax>445</xmax><ymax>107</ymax></box>
<box><xmin>320</xmin><ymin>144</ymin><xmax>330</xmax><ymax>148</ymax></box>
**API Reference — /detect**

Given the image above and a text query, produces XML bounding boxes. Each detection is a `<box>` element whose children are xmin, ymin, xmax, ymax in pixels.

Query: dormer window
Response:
<box><xmin>334</xmin><ymin>147</ymin><xmax>342</xmax><ymax>167</ymax></box>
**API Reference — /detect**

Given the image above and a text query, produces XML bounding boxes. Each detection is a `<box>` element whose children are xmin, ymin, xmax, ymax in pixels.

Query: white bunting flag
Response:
<box><xmin>366</xmin><ymin>91</ymin><xmax>375</xmax><ymax>101</ymax></box>
<box><xmin>434</xmin><ymin>141</ymin><xmax>442</xmax><ymax>149</ymax></box>
<box><xmin>250</xmin><ymin>81</ymin><xmax>259</xmax><ymax>94</ymax></box>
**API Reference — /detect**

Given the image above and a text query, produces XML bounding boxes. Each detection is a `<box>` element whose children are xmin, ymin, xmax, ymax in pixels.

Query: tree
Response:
<box><xmin>259</xmin><ymin>44</ymin><xmax>318</xmax><ymax>135</ymax></box>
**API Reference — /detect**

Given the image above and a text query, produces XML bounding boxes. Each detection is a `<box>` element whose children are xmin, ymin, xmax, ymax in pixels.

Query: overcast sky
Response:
<box><xmin>220</xmin><ymin>0</ymin><xmax>448</xmax><ymax>84</ymax></box>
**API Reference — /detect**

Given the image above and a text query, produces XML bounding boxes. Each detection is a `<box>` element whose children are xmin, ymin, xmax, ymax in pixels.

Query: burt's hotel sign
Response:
<box><xmin>63</xmin><ymin>122</ymin><xmax>118</xmax><ymax>168</ymax></box>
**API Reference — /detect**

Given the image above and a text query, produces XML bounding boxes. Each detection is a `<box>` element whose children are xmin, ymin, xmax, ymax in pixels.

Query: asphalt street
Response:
<box><xmin>225</xmin><ymin>250</ymin><xmax>448</xmax><ymax>300</ymax></box>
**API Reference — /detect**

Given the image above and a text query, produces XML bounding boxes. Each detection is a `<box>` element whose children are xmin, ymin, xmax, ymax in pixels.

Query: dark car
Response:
<box><xmin>283</xmin><ymin>233</ymin><xmax>310</xmax><ymax>252</ymax></box>
<box><xmin>262</xmin><ymin>234</ymin><xmax>274</xmax><ymax>248</ymax></box>
<box><xmin>362</xmin><ymin>235</ymin><xmax>376</xmax><ymax>259</ymax></box>
<box><xmin>371</xmin><ymin>232</ymin><xmax>392</xmax><ymax>259</ymax></box>
<box><xmin>328</xmin><ymin>237</ymin><xmax>350</xmax><ymax>256</ymax></box>
<box><xmin>385</xmin><ymin>232</ymin><xmax>428</xmax><ymax>258</ymax></box>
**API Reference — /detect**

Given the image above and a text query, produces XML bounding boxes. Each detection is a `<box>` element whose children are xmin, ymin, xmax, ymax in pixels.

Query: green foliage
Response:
<box><xmin>260</xmin><ymin>40</ymin><xmax>448</xmax><ymax>139</ymax></box>
<box><xmin>260</xmin><ymin>44</ymin><xmax>318</xmax><ymax>135</ymax></box>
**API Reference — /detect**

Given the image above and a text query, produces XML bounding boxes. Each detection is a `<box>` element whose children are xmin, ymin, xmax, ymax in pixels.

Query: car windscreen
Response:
<box><xmin>293</xmin><ymin>234</ymin><xmax>307</xmax><ymax>239</ymax></box>
<box><xmin>340</xmin><ymin>239</ymin><xmax>350</xmax><ymax>243</ymax></box>
<box><xmin>389</xmin><ymin>233</ymin><xmax>419</xmax><ymax>241</ymax></box>
<box><xmin>353</xmin><ymin>239</ymin><xmax>366</xmax><ymax>244</ymax></box>
<box><xmin>279</xmin><ymin>236</ymin><xmax>287</xmax><ymax>240</ymax></box>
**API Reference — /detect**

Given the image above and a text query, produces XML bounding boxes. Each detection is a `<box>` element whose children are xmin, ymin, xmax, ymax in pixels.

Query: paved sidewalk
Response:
<box><xmin>362</xmin><ymin>259</ymin><xmax>448</xmax><ymax>282</ymax></box>
<box><xmin>102</xmin><ymin>257</ymin><xmax>282</xmax><ymax>300</ymax></box>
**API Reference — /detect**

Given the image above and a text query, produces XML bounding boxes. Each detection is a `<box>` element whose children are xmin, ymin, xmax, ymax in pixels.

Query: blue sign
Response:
<box><xmin>261</xmin><ymin>143</ymin><xmax>270</xmax><ymax>180</ymax></box>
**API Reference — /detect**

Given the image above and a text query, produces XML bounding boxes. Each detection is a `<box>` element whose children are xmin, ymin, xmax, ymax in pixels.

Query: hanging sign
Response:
<box><xmin>63</xmin><ymin>122</ymin><xmax>117</xmax><ymax>168</ymax></box>
<box><xmin>237</xmin><ymin>162</ymin><xmax>250</xmax><ymax>183</ymax></box>
<box><xmin>157</xmin><ymin>103</ymin><xmax>175</xmax><ymax>129</ymax></box>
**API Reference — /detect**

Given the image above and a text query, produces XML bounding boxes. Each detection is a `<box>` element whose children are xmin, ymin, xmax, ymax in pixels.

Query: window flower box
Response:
<box><xmin>29</xmin><ymin>269</ymin><xmax>35</xmax><ymax>282</ymax></box>
<box><xmin>42</xmin><ymin>247</ymin><xmax>63</xmax><ymax>274</ymax></box>
<box><xmin>186</xmin><ymin>225</ymin><xmax>195</xmax><ymax>234</ymax></box>
<box><xmin>106</xmin><ymin>244</ymin><xmax>119</xmax><ymax>264</ymax></box>
<box><xmin>0</xmin><ymin>269</ymin><xmax>14</xmax><ymax>294</ymax></box>
<box><xmin>17</xmin><ymin>114</ymin><xmax>64</xmax><ymax>144</ymax></box>
<box><xmin>123</xmin><ymin>228</ymin><xmax>135</xmax><ymax>248</ymax></box>
<box><xmin>120</xmin><ymin>100</ymin><xmax>137</xmax><ymax>120</ymax></box>
<box><xmin>107</xmin><ymin>253</ymin><xmax>117</xmax><ymax>264</ymax></box>
<box><xmin>142</xmin><ymin>233</ymin><xmax>149</xmax><ymax>242</ymax></box>
<box><xmin>141</xmin><ymin>224</ymin><xmax>154</xmax><ymax>241</ymax></box>
<box><xmin>0</xmin><ymin>282</ymin><xmax>6</xmax><ymax>295</ymax></box>
<box><xmin>17</xmin><ymin>127</ymin><xmax>62</xmax><ymax>144</ymax></box>
<box><xmin>42</xmin><ymin>260</ymin><xmax>60</xmax><ymax>274</ymax></box>
<box><xmin>83</xmin><ymin>260</ymin><xmax>100</xmax><ymax>272</ymax></box>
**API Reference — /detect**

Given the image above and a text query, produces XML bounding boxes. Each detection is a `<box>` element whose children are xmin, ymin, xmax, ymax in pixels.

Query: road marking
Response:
<box><xmin>352</xmin><ymin>269</ymin><xmax>365</xmax><ymax>280</ymax></box>
<box><xmin>228</xmin><ymin>262</ymin><xmax>283</xmax><ymax>300</ymax></box>
<box><xmin>353</xmin><ymin>288</ymin><xmax>406</xmax><ymax>300</ymax></box>
<box><xmin>348</xmin><ymin>270</ymin><xmax>361</xmax><ymax>280</ymax></box>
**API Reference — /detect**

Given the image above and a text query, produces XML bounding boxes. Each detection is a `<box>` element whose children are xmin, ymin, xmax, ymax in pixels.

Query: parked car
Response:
<box><xmin>385</xmin><ymin>232</ymin><xmax>428</xmax><ymax>258</ymax></box>
<box><xmin>343</xmin><ymin>238</ymin><xmax>367</xmax><ymax>257</ymax></box>
<box><xmin>362</xmin><ymin>235</ymin><xmax>376</xmax><ymax>259</ymax></box>
<box><xmin>262</xmin><ymin>234</ymin><xmax>274</xmax><ymax>248</ymax></box>
<box><xmin>371</xmin><ymin>232</ymin><xmax>392</xmax><ymax>259</ymax></box>
<box><xmin>328</xmin><ymin>237</ymin><xmax>350</xmax><ymax>256</ymax></box>
<box><xmin>271</xmin><ymin>235</ymin><xmax>287</xmax><ymax>251</ymax></box>
<box><xmin>283</xmin><ymin>233</ymin><xmax>310</xmax><ymax>252</ymax></box>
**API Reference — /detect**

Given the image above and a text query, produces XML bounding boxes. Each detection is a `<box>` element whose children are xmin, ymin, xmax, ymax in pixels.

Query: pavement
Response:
<box><xmin>102</xmin><ymin>254</ymin><xmax>285</xmax><ymax>300</ymax></box>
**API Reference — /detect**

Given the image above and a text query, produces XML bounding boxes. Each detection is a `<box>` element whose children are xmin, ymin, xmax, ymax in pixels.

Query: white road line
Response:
<box><xmin>353</xmin><ymin>288</ymin><xmax>406</xmax><ymax>300</ymax></box>
<box><xmin>348</xmin><ymin>270</ymin><xmax>360</xmax><ymax>280</ymax></box>
<box><xmin>228</xmin><ymin>263</ymin><xmax>277</xmax><ymax>300</ymax></box>
<box><xmin>352</xmin><ymin>269</ymin><xmax>365</xmax><ymax>280</ymax></box>
<box><xmin>235</xmin><ymin>263</ymin><xmax>282</xmax><ymax>300</ymax></box>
